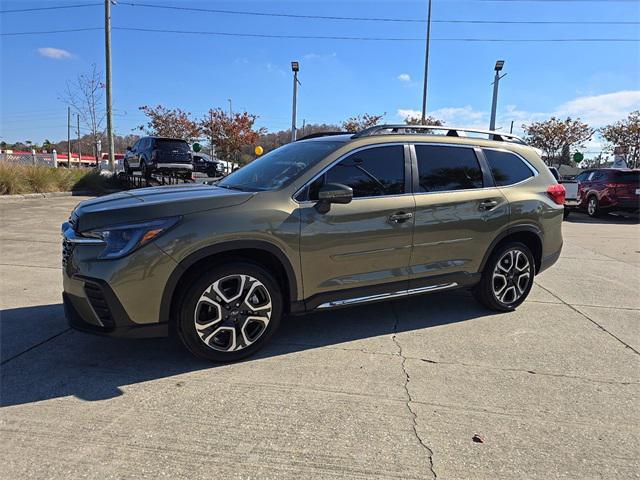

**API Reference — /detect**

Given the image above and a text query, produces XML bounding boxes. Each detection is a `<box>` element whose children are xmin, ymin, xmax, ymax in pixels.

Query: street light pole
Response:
<box><xmin>104</xmin><ymin>0</ymin><xmax>115</xmax><ymax>172</ymax></box>
<box><xmin>291</xmin><ymin>61</ymin><xmax>299</xmax><ymax>142</ymax></box>
<box><xmin>420</xmin><ymin>0</ymin><xmax>433</xmax><ymax>125</ymax></box>
<box><xmin>227</xmin><ymin>98</ymin><xmax>233</xmax><ymax>117</ymax></box>
<box><xmin>489</xmin><ymin>60</ymin><xmax>506</xmax><ymax>132</ymax></box>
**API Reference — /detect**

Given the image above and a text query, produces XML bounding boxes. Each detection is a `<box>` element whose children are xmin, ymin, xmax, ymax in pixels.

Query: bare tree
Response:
<box><xmin>342</xmin><ymin>113</ymin><xmax>385</xmax><ymax>133</ymax></box>
<box><xmin>60</xmin><ymin>64</ymin><xmax>106</xmax><ymax>160</ymax></box>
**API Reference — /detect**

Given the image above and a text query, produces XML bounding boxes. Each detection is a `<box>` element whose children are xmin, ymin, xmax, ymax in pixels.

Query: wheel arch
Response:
<box><xmin>479</xmin><ymin>226</ymin><xmax>543</xmax><ymax>274</ymax></box>
<box><xmin>160</xmin><ymin>240</ymin><xmax>299</xmax><ymax>330</ymax></box>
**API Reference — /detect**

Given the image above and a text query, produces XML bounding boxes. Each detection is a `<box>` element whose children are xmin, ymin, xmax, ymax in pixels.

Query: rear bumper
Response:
<box><xmin>156</xmin><ymin>163</ymin><xmax>193</xmax><ymax>170</ymax></box>
<box><xmin>539</xmin><ymin>245</ymin><xmax>562</xmax><ymax>274</ymax></box>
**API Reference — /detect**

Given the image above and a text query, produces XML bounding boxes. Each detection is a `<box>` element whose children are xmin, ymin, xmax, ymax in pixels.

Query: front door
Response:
<box><xmin>409</xmin><ymin>143</ymin><xmax>509</xmax><ymax>288</ymax></box>
<box><xmin>298</xmin><ymin>144</ymin><xmax>415</xmax><ymax>307</ymax></box>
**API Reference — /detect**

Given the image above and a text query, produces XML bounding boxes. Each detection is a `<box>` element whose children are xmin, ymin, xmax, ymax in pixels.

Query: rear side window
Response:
<box><xmin>415</xmin><ymin>145</ymin><xmax>483</xmax><ymax>192</ymax></box>
<box><xmin>312</xmin><ymin>145</ymin><xmax>405</xmax><ymax>199</ymax></box>
<box><xmin>611</xmin><ymin>170</ymin><xmax>640</xmax><ymax>184</ymax></box>
<box><xmin>484</xmin><ymin>149</ymin><xmax>535</xmax><ymax>186</ymax></box>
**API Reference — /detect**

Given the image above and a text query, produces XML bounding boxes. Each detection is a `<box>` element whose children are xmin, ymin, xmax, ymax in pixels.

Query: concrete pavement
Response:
<box><xmin>1</xmin><ymin>196</ymin><xmax>638</xmax><ymax>479</ymax></box>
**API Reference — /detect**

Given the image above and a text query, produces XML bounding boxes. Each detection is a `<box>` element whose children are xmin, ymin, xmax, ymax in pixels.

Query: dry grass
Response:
<box><xmin>0</xmin><ymin>163</ymin><xmax>122</xmax><ymax>195</ymax></box>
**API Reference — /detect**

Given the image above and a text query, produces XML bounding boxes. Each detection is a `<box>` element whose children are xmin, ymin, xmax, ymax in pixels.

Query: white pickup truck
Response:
<box><xmin>549</xmin><ymin>167</ymin><xmax>579</xmax><ymax>219</ymax></box>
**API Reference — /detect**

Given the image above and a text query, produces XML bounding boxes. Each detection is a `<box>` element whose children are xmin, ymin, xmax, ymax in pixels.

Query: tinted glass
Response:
<box><xmin>155</xmin><ymin>139</ymin><xmax>190</xmax><ymax>152</ymax></box>
<box><xmin>415</xmin><ymin>145</ymin><xmax>483</xmax><ymax>192</ymax></box>
<box><xmin>312</xmin><ymin>145</ymin><xmax>405</xmax><ymax>199</ymax></box>
<box><xmin>484</xmin><ymin>149</ymin><xmax>534</xmax><ymax>186</ymax></box>
<box><xmin>219</xmin><ymin>140</ymin><xmax>343</xmax><ymax>192</ymax></box>
<box><xmin>611</xmin><ymin>170</ymin><xmax>640</xmax><ymax>184</ymax></box>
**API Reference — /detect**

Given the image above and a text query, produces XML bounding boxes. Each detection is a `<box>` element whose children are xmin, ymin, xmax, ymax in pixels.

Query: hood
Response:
<box><xmin>73</xmin><ymin>184</ymin><xmax>253</xmax><ymax>232</ymax></box>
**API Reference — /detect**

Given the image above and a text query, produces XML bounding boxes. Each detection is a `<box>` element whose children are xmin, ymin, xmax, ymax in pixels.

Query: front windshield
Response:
<box><xmin>218</xmin><ymin>141</ymin><xmax>343</xmax><ymax>191</ymax></box>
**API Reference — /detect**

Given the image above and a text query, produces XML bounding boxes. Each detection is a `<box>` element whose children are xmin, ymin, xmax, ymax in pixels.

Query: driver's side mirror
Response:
<box><xmin>126</xmin><ymin>146</ymin><xmax>132</xmax><ymax>152</ymax></box>
<box><xmin>316</xmin><ymin>183</ymin><xmax>352</xmax><ymax>213</ymax></box>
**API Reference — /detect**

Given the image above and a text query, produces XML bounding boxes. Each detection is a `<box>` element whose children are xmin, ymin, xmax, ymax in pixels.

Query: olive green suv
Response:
<box><xmin>62</xmin><ymin>125</ymin><xmax>564</xmax><ymax>362</ymax></box>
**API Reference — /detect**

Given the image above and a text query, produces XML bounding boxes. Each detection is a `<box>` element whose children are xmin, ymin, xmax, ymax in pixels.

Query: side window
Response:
<box><xmin>483</xmin><ymin>149</ymin><xmax>535</xmax><ymax>187</ymax></box>
<box><xmin>310</xmin><ymin>145</ymin><xmax>405</xmax><ymax>200</ymax></box>
<box><xmin>415</xmin><ymin>145</ymin><xmax>483</xmax><ymax>192</ymax></box>
<box><xmin>575</xmin><ymin>172</ymin><xmax>589</xmax><ymax>182</ymax></box>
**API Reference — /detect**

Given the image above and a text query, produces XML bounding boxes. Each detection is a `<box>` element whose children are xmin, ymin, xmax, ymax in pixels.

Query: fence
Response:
<box><xmin>0</xmin><ymin>151</ymin><xmax>97</xmax><ymax>167</ymax></box>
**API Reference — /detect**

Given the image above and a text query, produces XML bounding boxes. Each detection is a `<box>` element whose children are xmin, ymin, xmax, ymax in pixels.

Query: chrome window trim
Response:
<box><xmin>292</xmin><ymin>142</ymin><xmax>409</xmax><ymax>204</ymax></box>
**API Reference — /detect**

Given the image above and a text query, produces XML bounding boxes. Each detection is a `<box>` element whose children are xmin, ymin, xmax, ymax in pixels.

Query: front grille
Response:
<box><xmin>84</xmin><ymin>282</ymin><xmax>115</xmax><ymax>328</ymax></box>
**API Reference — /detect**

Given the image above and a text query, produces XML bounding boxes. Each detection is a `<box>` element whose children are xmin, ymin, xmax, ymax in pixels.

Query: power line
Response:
<box><xmin>116</xmin><ymin>2</ymin><xmax>639</xmax><ymax>25</ymax></box>
<box><xmin>3</xmin><ymin>26</ymin><xmax>638</xmax><ymax>42</ymax></box>
<box><xmin>0</xmin><ymin>3</ymin><xmax>100</xmax><ymax>14</ymax></box>
<box><xmin>1</xmin><ymin>28</ymin><xmax>102</xmax><ymax>36</ymax></box>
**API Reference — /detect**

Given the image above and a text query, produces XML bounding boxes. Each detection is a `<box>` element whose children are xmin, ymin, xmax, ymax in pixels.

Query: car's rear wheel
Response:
<box><xmin>177</xmin><ymin>262</ymin><xmax>282</xmax><ymax>362</ymax></box>
<box><xmin>473</xmin><ymin>242</ymin><xmax>535</xmax><ymax>312</ymax></box>
<box><xmin>587</xmin><ymin>196</ymin><xmax>600</xmax><ymax>217</ymax></box>
<box><xmin>140</xmin><ymin>159</ymin><xmax>150</xmax><ymax>179</ymax></box>
<box><xmin>124</xmin><ymin>159</ymin><xmax>132</xmax><ymax>174</ymax></box>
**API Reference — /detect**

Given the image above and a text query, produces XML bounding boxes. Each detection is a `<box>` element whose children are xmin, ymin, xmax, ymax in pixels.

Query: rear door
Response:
<box><xmin>298</xmin><ymin>144</ymin><xmax>415</xmax><ymax>306</ymax></box>
<box><xmin>409</xmin><ymin>144</ymin><xmax>509</xmax><ymax>288</ymax></box>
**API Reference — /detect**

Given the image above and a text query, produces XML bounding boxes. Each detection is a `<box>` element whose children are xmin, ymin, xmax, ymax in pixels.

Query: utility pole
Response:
<box><xmin>67</xmin><ymin>106</ymin><xmax>71</xmax><ymax>167</ymax></box>
<box><xmin>510</xmin><ymin>120</ymin><xmax>514</xmax><ymax>134</ymax></box>
<box><xmin>291</xmin><ymin>61</ymin><xmax>300</xmax><ymax>142</ymax></box>
<box><xmin>104</xmin><ymin>0</ymin><xmax>115</xmax><ymax>172</ymax></box>
<box><xmin>420</xmin><ymin>0</ymin><xmax>433</xmax><ymax>125</ymax></box>
<box><xmin>302</xmin><ymin>118</ymin><xmax>306</xmax><ymax>137</ymax></box>
<box><xmin>209</xmin><ymin>110</ymin><xmax>215</xmax><ymax>157</ymax></box>
<box><xmin>228</xmin><ymin>98</ymin><xmax>233</xmax><ymax>117</ymax></box>
<box><xmin>489</xmin><ymin>60</ymin><xmax>506</xmax><ymax>132</ymax></box>
<box><xmin>77</xmin><ymin>113</ymin><xmax>81</xmax><ymax>168</ymax></box>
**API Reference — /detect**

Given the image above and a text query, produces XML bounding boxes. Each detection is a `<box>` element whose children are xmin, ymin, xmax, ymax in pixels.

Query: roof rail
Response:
<box><xmin>296</xmin><ymin>131</ymin><xmax>348</xmax><ymax>141</ymax></box>
<box><xmin>351</xmin><ymin>124</ymin><xmax>526</xmax><ymax>145</ymax></box>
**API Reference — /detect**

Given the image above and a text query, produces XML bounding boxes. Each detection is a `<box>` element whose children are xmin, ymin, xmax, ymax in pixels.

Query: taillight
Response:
<box><xmin>547</xmin><ymin>184</ymin><xmax>566</xmax><ymax>205</ymax></box>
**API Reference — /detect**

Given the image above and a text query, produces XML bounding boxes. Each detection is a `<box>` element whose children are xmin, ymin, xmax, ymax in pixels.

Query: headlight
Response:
<box><xmin>83</xmin><ymin>217</ymin><xmax>180</xmax><ymax>259</ymax></box>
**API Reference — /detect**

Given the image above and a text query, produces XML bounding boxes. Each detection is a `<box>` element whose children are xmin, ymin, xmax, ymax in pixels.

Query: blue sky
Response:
<box><xmin>1</xmin><ymin>0</ymin><xmax>639</xmax><ymax>154</ymax></box>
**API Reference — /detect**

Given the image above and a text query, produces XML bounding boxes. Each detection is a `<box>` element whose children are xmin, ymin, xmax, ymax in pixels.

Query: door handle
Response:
<box><xmin>389</xmin><ymin>212</ymin><xmax>413</xmax><ymax>223</ymax></box>
<box><xmin>479</xmin><ymin>199</ymin><xmax>498</xmax><ymax>211</ymax></box>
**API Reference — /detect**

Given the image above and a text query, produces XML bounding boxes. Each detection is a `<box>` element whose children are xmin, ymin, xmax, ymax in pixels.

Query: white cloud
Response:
<box><xmin>303</xmin><ymin>52</ymin><xmax>337</xmax><ymax>60</ymax></box>
<box><xmin>37</xmin><ymin>47</ymin><xmax>73</xmax><ymax>59</ymax></box>
<box><xmin>396</xmin><ymin>90</ymin><xmax>640</xmax><ymax>133</ymax></box>
<box><xmin>397</xmin><ymin>73</ymin><xmax>411</xmax><ymax>82</ymax></box>
<box><xmin>554</xmin><ymin>90</ymin><xmax>640</xmax><ymax>126</ymax></box>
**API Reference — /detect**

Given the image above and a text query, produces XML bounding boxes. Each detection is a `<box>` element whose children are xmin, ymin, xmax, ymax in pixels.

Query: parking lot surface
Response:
<box><xmin>1</xmin><ymin>196</ymin><xmax>639</xmax><ymax>479</ymax></box>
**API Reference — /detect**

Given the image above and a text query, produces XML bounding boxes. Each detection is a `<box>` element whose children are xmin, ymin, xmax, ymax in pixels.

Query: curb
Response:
<box><xmin>0</xmin><ymin>189</ymin><xmax>120</xmax><ymax>201</ymax></box>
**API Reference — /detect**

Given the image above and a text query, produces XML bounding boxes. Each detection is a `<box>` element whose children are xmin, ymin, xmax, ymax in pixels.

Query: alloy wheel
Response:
<box><xmin>193</xmin><ymin>274</ymin><xmax>272</xmax><ymax>352</ymax></box>
<box><xmin>492</xmin><ymin>249</ymin><xmax>532</xmax><ymax>305</ymax></box>
<box><xmin>588</xmin><ymin>198</ymin><xmax>597</xmax><ymax>216</ymax></box>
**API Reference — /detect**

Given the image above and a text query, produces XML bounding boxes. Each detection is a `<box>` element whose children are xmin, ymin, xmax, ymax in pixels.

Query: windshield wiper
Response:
<box><xmin>217</xmin><ymin>184</ymin><xmax>245</xmax><ymax>191</ymax></box>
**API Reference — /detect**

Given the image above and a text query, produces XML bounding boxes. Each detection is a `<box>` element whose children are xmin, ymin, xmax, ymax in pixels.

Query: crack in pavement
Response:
<box><xmin>420</xmin><ymin>358</ymin><xmax>639</xmax><ymax>386</ymax></box>
<box><xmin>0</xmin><ymin>328</ymin><xmax>71</xmax><ymax>366</ymax></box>
<box><xmin>534</xmin><ymin>282</ymin><xmax>640</xmax><ymax>356</ymax></box>
<box><xmin>390</xmin><ymin>303</ymin><xmax>437</xmax><ymax>480</ymax></box>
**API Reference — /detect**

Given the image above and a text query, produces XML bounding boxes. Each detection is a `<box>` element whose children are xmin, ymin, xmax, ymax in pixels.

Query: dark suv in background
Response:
<box><xmin>124</xmin><ymin>136</ymin><xmax>193</xmax><ymax>178</ymax></box>
<box><xmin>575</xmin><ymin>168</ymin><xmax>640</xmax><ymax>217</ymax></box>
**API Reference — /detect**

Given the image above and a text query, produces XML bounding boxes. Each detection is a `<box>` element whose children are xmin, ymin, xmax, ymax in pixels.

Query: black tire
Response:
<box><xmin>473</xmin><ymin>241</ymin><xmax>535</xmax><ymax>312</ymax></box>
<box><xmin>587</xmin><ymin>195</ymin><xmax>600</xmax><ymax>217</ymax></box>
<box><xmin>563</xmin><ymin>208</ymin><xmax>570</xmax><ymax>220</ymax></box>
<box><xmin>123</xmin><ymin>159</ymin><xmax>132</xmax><ymax>175</ymax></box>
<box><xmin>140</xmin><ymin>159</ymin><xmax>150</xmax><ymax>179</ymax></box>
<box><xmin>177</xmin><ymin>262</ymin><xmax>282</xmax><ymax>362</ymax></box>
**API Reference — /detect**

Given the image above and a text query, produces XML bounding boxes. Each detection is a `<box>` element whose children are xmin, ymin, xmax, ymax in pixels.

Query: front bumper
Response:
<box><xmin>62</xmin><ymin>223</ymin><xmax>176</xmax><ymax>338</ymax></box>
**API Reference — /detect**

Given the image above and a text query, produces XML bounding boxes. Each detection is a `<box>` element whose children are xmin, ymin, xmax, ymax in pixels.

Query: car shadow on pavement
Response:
<box><xmin>565</xmin><ymin>211</ymin><xmax>639</xmax><ymax>225</ymax></box>
<box><xmin>0</xmin><ymin>291</ymin><xmax>490</xmax><ymax>408</ymax></box>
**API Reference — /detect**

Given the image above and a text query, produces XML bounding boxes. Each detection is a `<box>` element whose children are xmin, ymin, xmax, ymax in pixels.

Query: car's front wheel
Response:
<box><xmin>177</xmin><ymin>262</ymin><xmax>282</xmax><ymax>362</ymax></box>
<box><xmin>587</xmin><ymin>196</ymin><xmax>600</xmax><ymax>217</ymax></box>
<box><xmin>473</xmin><ymin>242</ymin><xmax>535</xmax><ymax>312</ymax></box>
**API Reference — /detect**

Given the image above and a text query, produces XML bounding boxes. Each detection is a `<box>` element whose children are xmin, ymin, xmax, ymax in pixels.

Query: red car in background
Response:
<box><xmin>575</xmin><ymin>168</ymin><xmax>640</xmax><ymax>217</ymax></box>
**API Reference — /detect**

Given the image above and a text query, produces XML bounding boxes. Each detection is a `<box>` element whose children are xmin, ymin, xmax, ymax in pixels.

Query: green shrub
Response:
<box><xmin>0</xmin><ymin>163</ymin><xmax>122</xmax><ymax>195</ymax></box>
